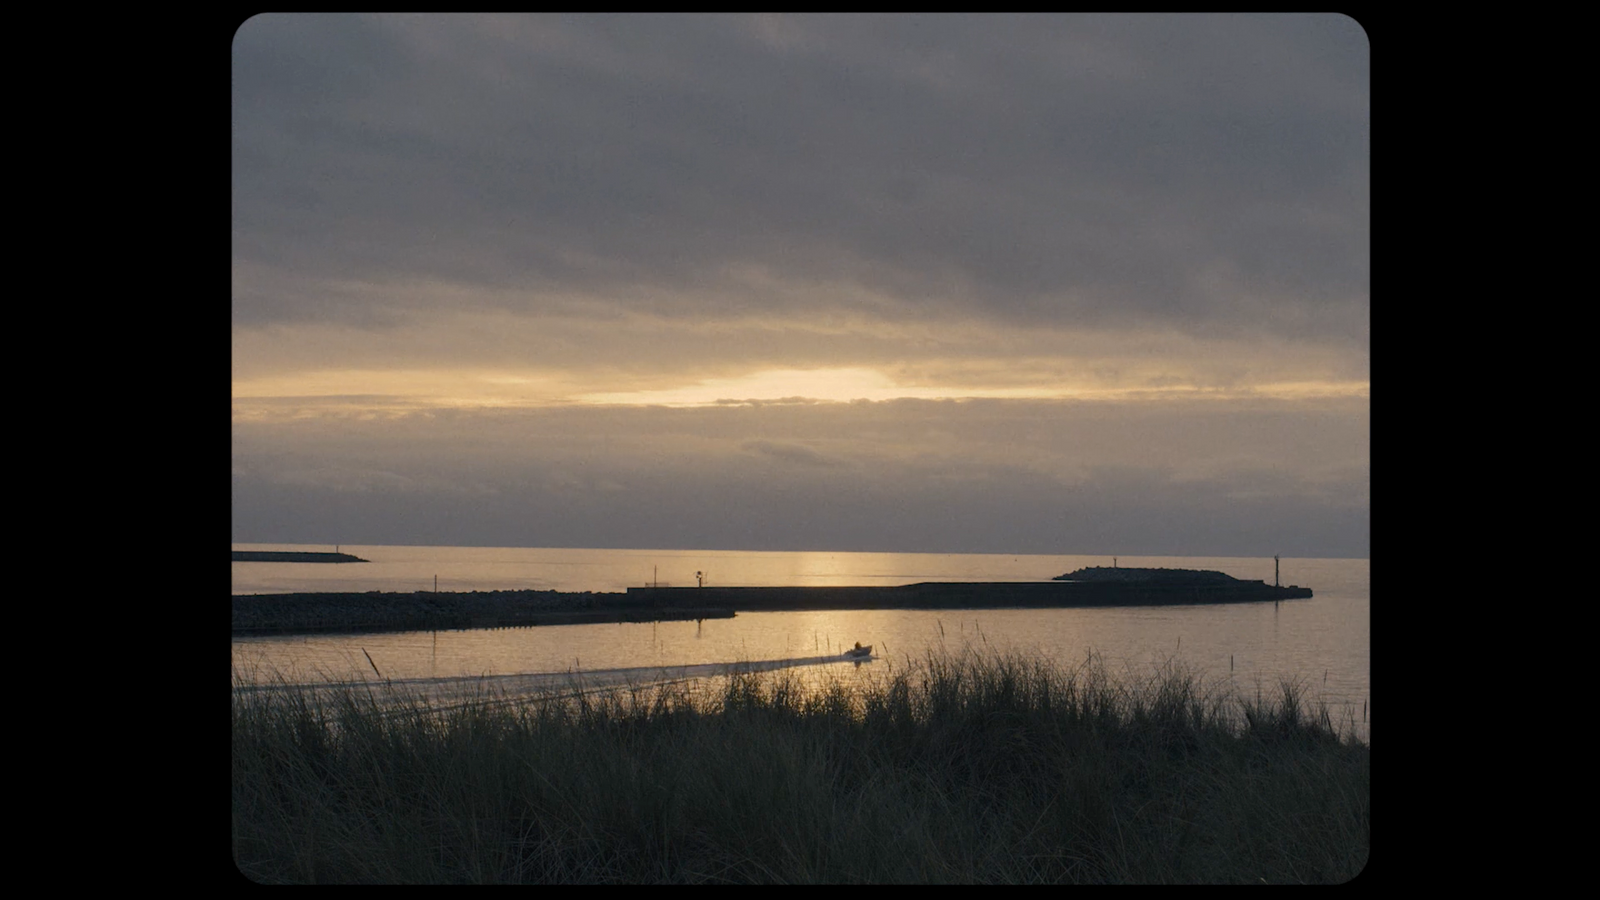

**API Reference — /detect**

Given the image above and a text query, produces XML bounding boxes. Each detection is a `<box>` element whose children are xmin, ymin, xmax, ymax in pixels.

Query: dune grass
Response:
<box><xmin>232</xmin><ymin>649</ymin><xmax>1368</xmax><ymax>883</ymax></box>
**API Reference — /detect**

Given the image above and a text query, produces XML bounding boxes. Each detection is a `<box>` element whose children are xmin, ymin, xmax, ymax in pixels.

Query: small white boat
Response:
<box><xmin>843</xmin><ymin>644</ymin><xmax>872</xmax><ymax>659</ymax></box>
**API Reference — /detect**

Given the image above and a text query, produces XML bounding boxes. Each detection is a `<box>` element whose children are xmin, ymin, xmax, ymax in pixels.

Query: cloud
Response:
<box><xmin>742</xmin><ymin>440</ymin><xmax>848</xmax><ymax>468</ymax></box>
<box><xmin>231</xmin><ymin>305</ymin><xmax>1368</xmax><ymax>412</ymax></box>
<box><xmin>231</xmin><ymin>14</ymin><xmax>1369</xmax><ymax>556</ymax></box>
<box><xmin>232</xmin><ymin>396</ymin><xmax>1367</xmax><ymax>555</ymax></box>
<box><xmin>233</xmin><ymin>14</ymin><xmax>1368</xmax><ymax>343</ymax></box>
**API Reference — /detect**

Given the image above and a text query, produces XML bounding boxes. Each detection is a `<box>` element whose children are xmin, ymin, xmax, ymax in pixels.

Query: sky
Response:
<box><xmin>232</xmin><ymin>13</ymin><xmax>1369</xmax><ymax>558</ymax></box>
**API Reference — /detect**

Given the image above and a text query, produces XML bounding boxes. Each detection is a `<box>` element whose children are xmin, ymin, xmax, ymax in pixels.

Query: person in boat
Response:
<box><xmin>854</xmin><ymin>642</ymin><xmax>862</xmax><ymax>651</ymax></box>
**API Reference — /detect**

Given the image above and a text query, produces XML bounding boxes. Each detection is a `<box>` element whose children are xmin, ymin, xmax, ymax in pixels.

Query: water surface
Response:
<box><xmin>232</xmin><ymin>545</ymin><xmax>1369</xmax><ymax>740</ymax></box>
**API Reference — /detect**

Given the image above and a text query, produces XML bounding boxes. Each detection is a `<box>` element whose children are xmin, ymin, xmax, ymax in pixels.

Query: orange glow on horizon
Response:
<box><xmin>232</xmin><ymin>364</ymin><xmax>1369</xmax><ymax>417</ymax></box>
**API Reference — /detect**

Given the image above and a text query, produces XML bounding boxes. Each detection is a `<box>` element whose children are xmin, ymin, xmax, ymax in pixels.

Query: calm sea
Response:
<box><xmin>232</xmin><ymin>544</ymin><xmax>1370</xmax><ymax>741</ymax></box>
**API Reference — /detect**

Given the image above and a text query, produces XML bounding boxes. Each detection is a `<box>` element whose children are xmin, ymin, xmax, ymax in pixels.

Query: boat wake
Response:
<box><xmin>233</xmin><ymin>653</ymin><xmax>872</xmax><ymax>710</ymax></box>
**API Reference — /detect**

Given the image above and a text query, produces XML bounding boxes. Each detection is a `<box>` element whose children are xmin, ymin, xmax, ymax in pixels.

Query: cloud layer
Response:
<box><xmin>232</xmin><ymin>14</ymin><xmax>1369</xmax><ymax>556</ymax></box>
<box><xmin>234</xmin><ymin>14</ymin><xmax>1367</xmax><ymax>337</ymax></box>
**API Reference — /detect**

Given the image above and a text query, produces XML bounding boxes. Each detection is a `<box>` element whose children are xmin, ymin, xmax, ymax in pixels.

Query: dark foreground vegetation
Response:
<box><xmin>232</xmin><ymin>650</ymin><xmax>1369</xmax><ymax>883</ymax></box>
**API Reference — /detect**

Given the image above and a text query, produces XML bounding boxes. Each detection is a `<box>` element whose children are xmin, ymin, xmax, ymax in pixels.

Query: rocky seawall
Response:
<box><xmin>625</xmin><ymin>580</ymin><xmax>1312</xmax><ymax>610</ymax></box>
<box><xmin>234</xmin><ymin>579</ymin><xmax>1312</xmax><ymax>637</ymax></box>
<box><xmin>233</xmin><ymin>551</ymin><xmax>370</xmax><ymax>563</ymax></box>
<box><xmin>232</xmin><ymin>589</ymin><xmax>733</xmax><ymax>637</ymax></box>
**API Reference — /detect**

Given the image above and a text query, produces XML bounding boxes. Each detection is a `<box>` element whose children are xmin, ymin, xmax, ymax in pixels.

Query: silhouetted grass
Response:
<box><xmin>232</xmin><ymin>649</ymin><xmax>1368</xmax><ymax>883</ymax></box>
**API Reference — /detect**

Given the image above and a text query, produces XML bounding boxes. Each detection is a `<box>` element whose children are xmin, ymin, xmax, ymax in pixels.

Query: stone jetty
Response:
<box><xmin>232</xmin><ymin>589</ymin><xmax>733</xmax><ymax>637</ymax></box>
<box><xmin>627</xmin><ymin>573</ymin><xmax>1311</xmax><ymax>611</ymax></box>
<box><xmin>233</xmin><ymin>568</ymin><xmax>1311</xmax><ymax>637</ymax></box>
<box><xmin>233</xmin><ymin>551</ymin><xmax>370</xmax><ymax>563</ymax></box>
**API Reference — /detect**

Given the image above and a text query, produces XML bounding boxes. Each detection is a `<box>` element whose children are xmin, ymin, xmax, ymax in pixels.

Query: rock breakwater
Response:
<box><xmin>232</xmin><ymin>589</ymin><xmax>733</xmax><ymax>636</ymax></box>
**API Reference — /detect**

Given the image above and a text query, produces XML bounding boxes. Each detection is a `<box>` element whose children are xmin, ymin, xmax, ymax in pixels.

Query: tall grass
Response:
<box><xmin>233</xmin><ymin>648</ymin><xmax>1368</xmax><ymax>883</ymax></box>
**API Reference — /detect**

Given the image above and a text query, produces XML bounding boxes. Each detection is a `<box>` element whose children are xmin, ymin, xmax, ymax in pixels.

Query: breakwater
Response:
<box><xmin>626</xmin><ymin>580</ymin><xmax>1311</xmax><ymax>610</ymax></box>
<box><xmin>233</xmin><ymin>589</ymin><xmax>733</xmax><ymax>637</ymax></box>
<box><xmin>233</xmin><ymin>551</ymin><xmax>370</xmax><ymax>563</ymax></box>
<box><xmin>235</xmin><ymin>579</ymin><xmax>1311</xmax><ymax>637</ymax></box>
